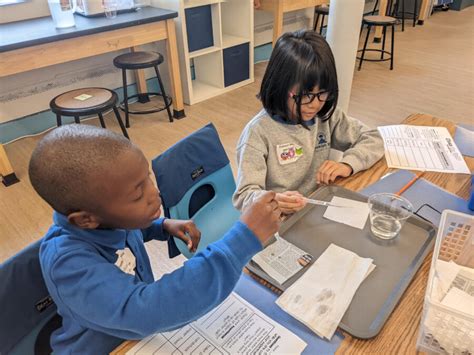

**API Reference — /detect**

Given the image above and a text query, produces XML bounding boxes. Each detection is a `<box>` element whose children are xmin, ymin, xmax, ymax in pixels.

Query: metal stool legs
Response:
<box><xmin>358</xmin><ymin>24</ymin><xmax>372</xmax><ymax>71</ymax></box>
<box><xmin>121</xmin><ymin>69</ymin><xmax>130</xmax><ymax>128</ymax></box>
<box><xmin>153</xmin><ymin>66</ymin><xmax>173</xmax><ymax>123</ymax></box>
<box><xmin>113</xmin><ymin>106</ymin><xmax>130</xmax><ymax>139</ymax></box>
<box><xmin>390</xmin><ymin>24</ymin><xmax>395</xmax><ymax>70</ymax></box>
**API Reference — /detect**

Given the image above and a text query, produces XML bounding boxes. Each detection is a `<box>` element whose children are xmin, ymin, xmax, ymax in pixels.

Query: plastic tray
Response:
<box><xmin>247</xmin><ymin>185</ymin><xmax>436</xmax><ymax>339</ymax></box>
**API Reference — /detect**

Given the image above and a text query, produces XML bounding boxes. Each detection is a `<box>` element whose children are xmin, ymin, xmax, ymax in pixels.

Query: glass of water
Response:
<box><xmin>103</xmin><ymin>0</ymin><xmax>118</xmax><ymax>18</ymax></box>
<box><xmin>368</xmin><ymin>193</ymin><xmax>413</xmax><ymax>240</ymax></box>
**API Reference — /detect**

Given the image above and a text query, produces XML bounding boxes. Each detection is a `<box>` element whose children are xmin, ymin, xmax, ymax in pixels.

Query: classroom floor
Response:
<box><xmin>1</xmin><ymin>7</ymin><xmax>473</xmax><ymax>263</ymax></box>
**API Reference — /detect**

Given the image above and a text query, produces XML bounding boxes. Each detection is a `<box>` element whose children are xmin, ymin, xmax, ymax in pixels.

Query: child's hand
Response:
<box><xmin>240</xmin><ymin>191</ymin><xmax>281</xmax><ymax>245</ymax></box>
<box><xmin>275</xmin><ymin>191</ymin><xmax>306</xmax><ymax>215</ymax></box>
<box><xmin>163</xmin><ymin>219</ymin><xmax>201</xmax><ymax>252</ymax></box>
<box><xmin>316</xmin><ymin>160</ymin><xmax>353</xmax><ymax>185</ymax></box>
<box><xmin>254</xmin><ymin>0</ymin><xmax>261</xmax><ymax>9</ymax></box>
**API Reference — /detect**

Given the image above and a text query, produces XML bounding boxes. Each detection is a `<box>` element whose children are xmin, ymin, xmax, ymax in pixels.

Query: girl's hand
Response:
<box><xmin>254</xmin><ymin>0</ymin><xmax>261</xmax><ymax>9</ymax></box>
<box><xmin>163</xmin><ymin>219</ymin><xmax>201</xmax><ymax>252</ymax></box>
<box><xmin>316</xmin><ymin>160</ymin><xmax>353</xmax><ymax>185</ymax></box>
<box><xmin>275</xmin><ymin>191</ymin><xmax>306</xmax><ymax>215</ymax></box>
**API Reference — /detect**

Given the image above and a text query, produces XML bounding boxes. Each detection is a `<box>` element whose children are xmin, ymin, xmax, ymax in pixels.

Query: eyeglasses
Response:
<box><xmin>290</xmin><ymin>91</ymin><xmax>333</xmax><ymax>105</ymax></box>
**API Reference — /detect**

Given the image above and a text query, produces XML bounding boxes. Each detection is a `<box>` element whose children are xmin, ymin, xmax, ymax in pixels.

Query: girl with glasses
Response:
<box><xmin>233</xmin><ymin>30</ymin><xmax>384</xmax><ymax>215</ymax></box>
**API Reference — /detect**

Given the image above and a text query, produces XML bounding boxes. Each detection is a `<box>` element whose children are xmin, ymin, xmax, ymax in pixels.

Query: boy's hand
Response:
<box><xmin>316</xmin><ymin>160</ymin><xmax>352</xmax><ymax>185</ymax></box>
<box><xmin>275</xmin><ymin>191</ymin><xmax>306</xmax><ymax>215</ymax></box>
<box><xmin>240</xmin><ymin>191</ymin><xmax>281</xmax><ymax>245</ymax></box>
<box><xmin>163</xmin><ymin>219</ymin><xmax>201</xmax><ymax>252</ymax></box>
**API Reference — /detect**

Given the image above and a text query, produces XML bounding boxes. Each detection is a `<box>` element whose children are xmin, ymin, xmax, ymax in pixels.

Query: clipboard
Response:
<box><xmin>247</xmin><ymin>185</ymin><xmax>436</xmax><ymax>339</ymax></box>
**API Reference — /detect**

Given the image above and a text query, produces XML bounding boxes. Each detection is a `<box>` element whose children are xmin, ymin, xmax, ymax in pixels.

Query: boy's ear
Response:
<box><xmin>67</xmin><ymin>211</ymin><xmax>101</xmax><ymax>229</ymax></box>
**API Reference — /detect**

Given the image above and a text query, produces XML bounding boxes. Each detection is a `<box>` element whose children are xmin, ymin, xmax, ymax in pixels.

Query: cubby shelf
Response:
<box><xmin>154</xmin><ymin>0</ymin><xmax>254</xmax><ymax>105</ymax></box>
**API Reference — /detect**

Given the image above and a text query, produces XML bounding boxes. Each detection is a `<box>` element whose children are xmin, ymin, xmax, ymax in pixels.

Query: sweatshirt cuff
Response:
<box><xmin>215</xmin><ymin>221</ymin><xmax>263</xmax><ymax>269</ymax></box>
<box><xmin>340</xmin><ymin>154</ymin><xmax>365</xmax><ymax>175</ymax></box>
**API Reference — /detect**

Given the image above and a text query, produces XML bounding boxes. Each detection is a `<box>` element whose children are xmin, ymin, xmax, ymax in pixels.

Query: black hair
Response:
<box><xmin>29</xmin><ymin>124</ymin><xmax>134</xmax><ymax>215</ymax></box>
<box><xmin>259</xmin><ymin>30</ymin><xmax>339</xmax><ymax>126</ymax></box>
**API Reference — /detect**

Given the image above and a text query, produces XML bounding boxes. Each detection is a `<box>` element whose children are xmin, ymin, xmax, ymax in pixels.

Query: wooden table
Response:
<box><xmin>258</xmin><ymin>0</ymin><xmax>329</xmax><ymax>46</ymax></box>
<box><xmin>0</xmin><ymin>7</ymin><xmax>185</xmax><ymax>186</ymax></box>
<box><xmin>112</xmin><ymin>113</ymin><xmax>473</xmax><ymax>354</ymax></box>
<box><xmin>257</xmin><ymin>0</ymin><xmax>432</xmax><ymax>46</ymax></box>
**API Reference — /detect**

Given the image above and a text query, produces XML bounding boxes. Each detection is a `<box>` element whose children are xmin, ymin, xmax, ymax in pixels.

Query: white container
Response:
<box><xmin>416</xmin><ymin>210</ymin><xmax>474</xmax><ymax>354</ymax></box>
<box><xmin>48</xmin><ymin>0</ymin><xmax>76</xmax><ymax>29</ymax></box>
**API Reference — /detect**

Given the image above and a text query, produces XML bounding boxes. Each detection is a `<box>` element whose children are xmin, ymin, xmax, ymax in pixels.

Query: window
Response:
<box><xmin>0</xmin><ymin>0</ymin><xmax>29</xmax><ymax>6</ymax></box>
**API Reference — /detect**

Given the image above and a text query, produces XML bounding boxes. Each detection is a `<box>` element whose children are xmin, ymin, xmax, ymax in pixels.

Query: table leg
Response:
<box><xmin>418</xmin><ymin>0</ymin><xmax>431</xmax><ymax>25</ymax></box>
<box><xmin>374</xmin><ymin>0</ymin><xmax>388</xmax><ymax>42</ymax></box>
<box><xmin>165</xmin><ymin>19</ymin><xmax>185</xmax><ymax>119</ymax></box>
<box><xmin>272</xmin><ymin>2</ymin><xmax>284</xmax><ymax>47</ymax></box>
<box><xmin>0</xmin><ymin>144</ymin><xmax>19</xmax><ymax>187</ymax></box>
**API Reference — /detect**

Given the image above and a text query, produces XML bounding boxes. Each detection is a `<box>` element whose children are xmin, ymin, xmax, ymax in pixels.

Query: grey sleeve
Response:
<box><xmin>330</xmin><ymin>109</ymin><xmax>384</xmax><ymax>174</ymax></box>
<box><xmin>232</xmin><ymin>132</ymin><xmax>268</xmax><ymax>211</ymax></box>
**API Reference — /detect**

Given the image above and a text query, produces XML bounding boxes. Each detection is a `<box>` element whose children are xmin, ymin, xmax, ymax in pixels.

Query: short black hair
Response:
<box><xmin>259</xmin><ymin>30</ymin><xmax>339</xmax><ymax>125</ymax></box>
<box><xmin>29</xmin><ymin>124</ymin><xmax>134</xmax><ymax>215</ymax></box>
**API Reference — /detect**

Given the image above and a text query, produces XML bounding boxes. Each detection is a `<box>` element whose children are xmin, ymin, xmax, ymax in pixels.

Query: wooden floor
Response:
<box><xmin>1</xmin><ymin>7</ymin><xmax>473</xmax><ymax>263</ymax></box>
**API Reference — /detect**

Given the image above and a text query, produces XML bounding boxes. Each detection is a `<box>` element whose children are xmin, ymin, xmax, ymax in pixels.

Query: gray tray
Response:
<box><xmin>247</xmin><ymin>185</ymin><xmax>436</xmax><ymax>339</ymax></box>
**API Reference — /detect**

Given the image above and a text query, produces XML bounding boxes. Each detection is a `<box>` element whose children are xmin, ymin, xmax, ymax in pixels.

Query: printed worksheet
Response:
<box><xmin>252</xmin><ymin>234</ymin><xmax>311</xmax><ymax>285</ymax></box>
<box><xmin>378</xmin><ymin>125</ymin><xmax>470</xmax><ymax>174</ymax></box>
<box><xmin>126</xmin><ymin>293</ymin><xmax>307</xmax><ymax>355</ymax></box>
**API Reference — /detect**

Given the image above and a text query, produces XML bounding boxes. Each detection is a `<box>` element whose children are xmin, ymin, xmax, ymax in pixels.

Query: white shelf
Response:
<box><xmin>184</xmin><ymin>0</ymin><xmax>221</xmax><ymax>9</ymax></box>
<box><xmin>191</xmin><ymin>80</ymin><xmax>223</xmax><ymax>103</ymax></box>
<box><xmin>154</xmin><ymin>0</ymin><xmax>253</xmax><ymax>105</ymax></box>
<box><xmin>188</xmin><ymin>45</ymin><xmax>221</xmax><ymax>59</ymax></box>
<box><xmin>222</xmin><ymin>34</ymin><xmax>249</xmax><ymax>49</ymax></box>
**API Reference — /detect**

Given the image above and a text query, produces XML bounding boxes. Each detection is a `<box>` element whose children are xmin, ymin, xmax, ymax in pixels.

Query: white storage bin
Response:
<box><xmin>416</xmin><ymin>210</ymin><xmax>474</xmax><ymax>354</ymax></box>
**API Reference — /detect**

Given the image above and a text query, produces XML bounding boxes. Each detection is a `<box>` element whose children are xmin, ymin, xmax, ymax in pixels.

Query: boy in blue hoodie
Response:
<box><xmin>29</xmin><ymin>124</ymin><xmax>281</xmax><ymax>354</ymax></box>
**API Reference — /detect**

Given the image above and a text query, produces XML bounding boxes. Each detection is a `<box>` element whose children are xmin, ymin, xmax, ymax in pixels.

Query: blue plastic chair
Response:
<box><xmin>0</xmin><ymin>239</ymin><xmax>61</xmax><ymax>355</ymax></box>
<box><xmin>152</xmin><ymin>123</ymin><xmax>241</xmax><ymax>259</ymax></box>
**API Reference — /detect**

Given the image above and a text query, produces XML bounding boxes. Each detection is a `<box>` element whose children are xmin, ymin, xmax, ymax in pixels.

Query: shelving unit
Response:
<box><xmin>153</xmin><ymin>0</ymin><xmax>254</xmax><ymax>104</ymax></box>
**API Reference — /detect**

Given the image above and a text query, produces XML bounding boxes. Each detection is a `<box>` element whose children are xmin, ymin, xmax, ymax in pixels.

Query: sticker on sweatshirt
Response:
<box><xmin>277</xmin><ymin>143</ymin><xmax>303</xmax><ymax>165</ymax></box>
<box><xmin>115</xmin><ymin>248</ymin><xmax>136</xmax><ymax>276</ymax></box>
<box><xmin>316</xmin><ymin>132</ymin><xmax>330</xmax><ymax>150</ymax></box>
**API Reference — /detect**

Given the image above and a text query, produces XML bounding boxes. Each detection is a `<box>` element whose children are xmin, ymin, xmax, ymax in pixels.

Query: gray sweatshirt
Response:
<box><xmin>233</xmin><ymin>108</ymin><xmax>384</xmax><ymax>210</ymax></box>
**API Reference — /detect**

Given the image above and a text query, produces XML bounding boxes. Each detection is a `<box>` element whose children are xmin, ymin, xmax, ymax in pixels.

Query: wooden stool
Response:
<box><xmin>358</xmin><ymin>15</ymin><xmax>397</xmax><ymax>71</ymax></box>
<box><xmin>313</xmin><ymin>5</ymin><xmax>329</xmax><ymax>36</ymax></box>
<box><xmin>113</xmin><ymin>51</ymin><xmax>173</xmax><ymax>128</ymax></box>
<box><xmin>49</xmin><ymin>88</ymin><xmax>129</xmax><ymax>139</ymax></box>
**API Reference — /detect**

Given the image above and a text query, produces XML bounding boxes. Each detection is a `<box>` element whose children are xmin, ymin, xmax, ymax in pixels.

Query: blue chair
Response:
<box><xmin>0</xmin><ymin>239</ymin><xmax>61</xmax><ymax>355</ymax></box>
<box><xmin>152</xmin><ymin>123</ymin><xmax>241</xmax><ymax>259</ymax></box>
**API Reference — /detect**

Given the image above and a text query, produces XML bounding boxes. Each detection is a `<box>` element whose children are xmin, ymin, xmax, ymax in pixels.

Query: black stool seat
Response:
<box><xmin>314</xmin><ymin>5</ymin><xmax>329</xmax><ymax>14</ymax></box>
<box><xmin>50</xmin><ymin>87</ymin><xmax>129</xmax><ymax>139</ymax></box>
<box><xmin>113</xmin><ymin>51</ymin><xmax>164</xmax><ymax>70</ymax></box>
<box><xmin>363</xmin><ymin>15</ymin><xmax>397</xmax><ymax>25</ymax></box>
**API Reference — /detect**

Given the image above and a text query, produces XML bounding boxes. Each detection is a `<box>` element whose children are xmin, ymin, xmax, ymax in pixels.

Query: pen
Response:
<box><xmin>395</xmin><ymin>171</ymin><xmax>425</xmax><ymax>196</ymax></box>
<box><xmin>304</xmin><ymin>198</ymin><xmax>348</xmax><ymax>208</ymax></box>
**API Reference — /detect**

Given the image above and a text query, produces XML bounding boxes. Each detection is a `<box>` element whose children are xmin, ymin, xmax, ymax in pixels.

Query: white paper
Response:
<box><xmin>252</xmin><ymin>235</ymin><xmax>310</xmax><ymax>285</ymax></box>
<box><xmin>323</xmin><ymin>196</ymin><xmax>369</xmax><ymax>230</ymax></box>
<box><xmin>276</xmin><ymin>244</ymin><xmax>374</xmax><ymax>339</ymax></box>
<box><xmin>378</xmin><ymin>125</ymin><xmax>470</xmax><ymax>174</ymax></box>
<box><xmin>126</xmin><ymin>293</ymin><xmax>307</xmax><ymax>355</ymax></box>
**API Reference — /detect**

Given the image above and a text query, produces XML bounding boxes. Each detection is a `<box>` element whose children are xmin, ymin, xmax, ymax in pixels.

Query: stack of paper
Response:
<box><xmin>276</xmin><ymin>244</ymin><xmax>375</xmax><ymax>339</ymax></box>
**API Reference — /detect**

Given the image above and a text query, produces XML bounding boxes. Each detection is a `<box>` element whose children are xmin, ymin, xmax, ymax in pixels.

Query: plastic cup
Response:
<box><xmin>368</xmin><ymin>193</ymin><xmax>413</xmax><ymax>240</ymax></box>
<box><xmin>103</xmin><ymin>0</ymin><xmax>118</xmax><ymax>18</ymax></box>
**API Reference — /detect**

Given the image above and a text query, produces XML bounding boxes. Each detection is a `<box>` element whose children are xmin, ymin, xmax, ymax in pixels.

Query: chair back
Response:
<box><xmin>152</xmin><ymin>123</ymin><xmax>241</xmax><ymax>258</ymax></box>
<box><xmin>0</xmin><ymin>239</ymin><xmax>60</xmax><ymax>355</ymax></box>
